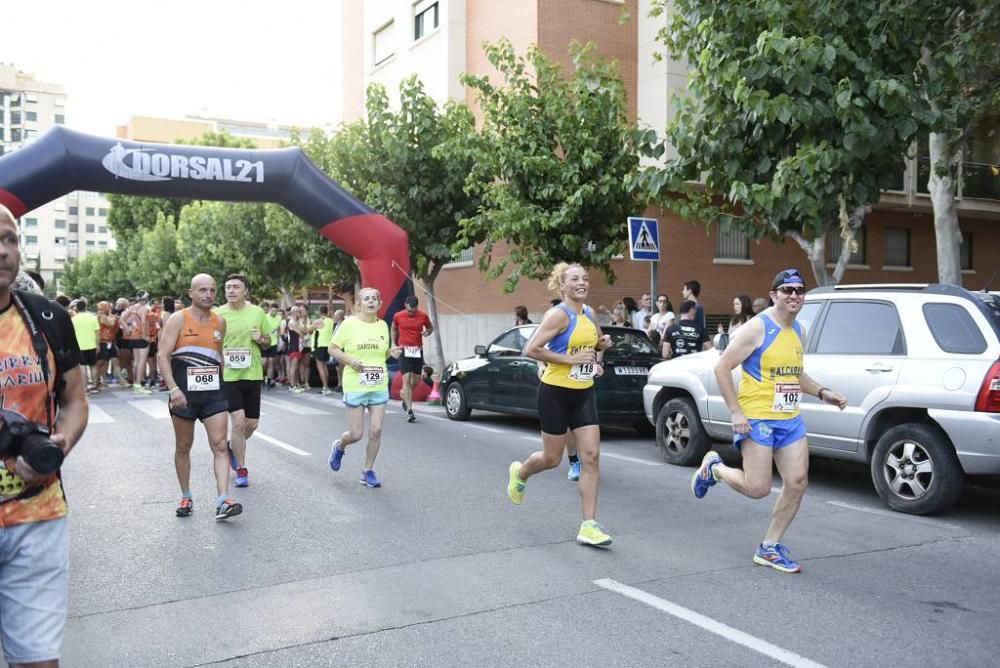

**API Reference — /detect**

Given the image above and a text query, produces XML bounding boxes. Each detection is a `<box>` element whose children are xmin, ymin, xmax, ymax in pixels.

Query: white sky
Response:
<box><xmin>2</xmin><ymin>0</ymin><xmax>345</xmax><ymax>135</ymax></box>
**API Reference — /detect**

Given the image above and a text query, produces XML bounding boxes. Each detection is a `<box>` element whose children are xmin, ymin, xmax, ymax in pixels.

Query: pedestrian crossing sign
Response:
<box><xmin>628</xmin><ymin>217</ymin><xmax>660</xmax><ymax>261</ymax></box>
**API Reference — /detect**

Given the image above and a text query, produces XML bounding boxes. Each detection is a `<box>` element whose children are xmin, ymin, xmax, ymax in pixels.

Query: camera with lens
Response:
<box><xmin>0</xmin><ymin>417</ymin><xmax>64</xmax><ymax>477</ymax></box>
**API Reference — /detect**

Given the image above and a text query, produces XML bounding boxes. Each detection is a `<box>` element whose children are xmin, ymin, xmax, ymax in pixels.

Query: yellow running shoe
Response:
<box><xmin>507</xmin><ymin>462</ymin><xmax>525</xmax><ymax>505</ymax></box>
<box><xmin>577</xmin><ymin>520</ymin><xmax>612</xmax><ymax>547</ymax></box>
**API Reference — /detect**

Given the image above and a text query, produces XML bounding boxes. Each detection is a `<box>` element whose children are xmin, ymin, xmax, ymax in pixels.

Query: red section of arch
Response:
<box><xmin>0</xmin><ymin>189</ymin><xmax>27</xmax><ymax>218</ymax></box>
<box><xmin>319</xmin><ymin>213</ymin><xmax>410</xmax><ymax>317</ymax></box>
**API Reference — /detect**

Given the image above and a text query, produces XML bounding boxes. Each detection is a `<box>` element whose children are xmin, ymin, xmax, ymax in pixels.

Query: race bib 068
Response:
<box><xmin>187</xmin><ymin>366</ymin><xmax>220</xmax><ymax>391</ymax></box>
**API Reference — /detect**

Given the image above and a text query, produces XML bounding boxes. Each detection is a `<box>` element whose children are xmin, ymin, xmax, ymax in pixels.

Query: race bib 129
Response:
<box><xmin>359</xmin><ymin>366</ymin><xmax>384</xmax><ymax>386</ymax></box>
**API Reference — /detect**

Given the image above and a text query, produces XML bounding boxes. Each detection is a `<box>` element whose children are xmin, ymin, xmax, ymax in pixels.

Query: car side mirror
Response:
<box><xmin>474</xmin><ymin>344</ymin><xmax>487</xmax><ymax>356</ymax></box>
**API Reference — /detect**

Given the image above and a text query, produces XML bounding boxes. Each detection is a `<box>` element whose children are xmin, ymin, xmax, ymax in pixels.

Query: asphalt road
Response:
<box><xmin>59</xmin><ymin>386</ymin><xmax>1000</xmax><ymax>667</ymax></box>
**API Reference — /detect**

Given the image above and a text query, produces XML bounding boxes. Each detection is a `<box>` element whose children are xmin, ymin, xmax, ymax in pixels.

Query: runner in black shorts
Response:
<box><xmin>508</xmin><ymin>262</ymin><xmax>613</xmax><ymax>547</ymax></box>
<box><xmin>158</xmin><ymin>273</ymin><xmax>242</xmax><ymax>521</ymax></box>
<box><xmin>217</xmin><ymin>274</ymin><xmax>272</xmax><ymax>488</ymax></box>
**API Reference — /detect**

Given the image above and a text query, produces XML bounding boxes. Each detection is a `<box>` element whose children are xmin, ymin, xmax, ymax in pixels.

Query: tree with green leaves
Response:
<box><xmin>176</xmin><ymin>201</ymin><xmax>356</xmax><ymax>304</ymax></box>
<box><xmin>645</xmin><ymin>0</ymin><xmax>925</xmax><ymax>285</ymax></box>
<box><xmin>910</xmin><ymin>2</ymin><xmax>1000</xmax><ymax>284</ymax></box>
<box><xmin>61</xmin><ymin>247</ymin><xmax>137</xmax><ymax>302</ymax></box>
<box><xmin>317</xmin><ymin>76</ymin><xmax>480</xmax><ymax>374</ymax></box>
<box><xmin>457</xmin><ymin>39</ymin><xmax>648</xmax><ymax>291</ymax></box>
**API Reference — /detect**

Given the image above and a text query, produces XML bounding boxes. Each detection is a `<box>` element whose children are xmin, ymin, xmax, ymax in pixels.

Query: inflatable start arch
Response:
<box><xmin>0</xmin><ymin>127</ymin><xmax>411</xmax><ymax>318</ymax></box>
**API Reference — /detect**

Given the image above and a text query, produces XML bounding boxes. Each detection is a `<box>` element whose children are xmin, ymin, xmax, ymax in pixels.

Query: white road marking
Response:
<box><xmin>260</xmin><ymin>397</ymin><xmax>327</xmax><ymax>415</ymax></box>
<box><xmin>251</xmin><ymin>432</ymin><xmax>311</xmax><ymax>456</ymax></box>
<box><xmin>87</xmin><ymin>404</ymin><xmax>115</xmax><ymax>424</ymax></box>
<box><xmin>826</xmin><ymin>500</ymin><xmax>960</xmax><ymax>530</ymax></box>
<box><xmin>128</xmin><ymin>400</ymin><xmax>170</xmax><ymax>420</ymax></box>
<box><xmin>410</xmin><ymin>412</ymin><xmax>449</xmax><ymax>422</ymax></box>
<box><xmin>466</xmin><ymin>424</ymin><xmax>505</xmax><ymax>434</ymax></box>
<box><xmin>593</xmin><ymin>579</ymin><xmax>829</xmax><ymax>668</ymax></box>
<box><xmin>602</xmin><ymin>452</ymin><xmax>662</xmax><ymax>466</ymax></box>
<box><xmin>521</xmin><ymin>435</ymin><xmax>542</xmax><ymax>443</ymax></box>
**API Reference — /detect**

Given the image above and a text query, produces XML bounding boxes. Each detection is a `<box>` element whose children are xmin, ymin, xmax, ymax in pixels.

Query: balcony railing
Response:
<box><xmin>895</xmin><ymin>156</ymin><xmax>999</xmax><ymax>202</ymax></box>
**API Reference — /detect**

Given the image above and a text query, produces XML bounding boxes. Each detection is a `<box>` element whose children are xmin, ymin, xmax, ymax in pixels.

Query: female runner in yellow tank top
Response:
<box><xmin>508</xmin><ymin>263</ymin><xmax>614</xmax><ymax>547</ymax></box>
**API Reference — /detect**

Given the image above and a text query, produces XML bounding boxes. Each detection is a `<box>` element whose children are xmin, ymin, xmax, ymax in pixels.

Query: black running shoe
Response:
<box><xmin>215</xmin><ymin>499</ymin><xmax>242</xmax><ymax>520</ymax></box>
<box><xmin>176</xmin><ymin>497</ymin><xmax>194</xmax><ymax>517</ymax></box>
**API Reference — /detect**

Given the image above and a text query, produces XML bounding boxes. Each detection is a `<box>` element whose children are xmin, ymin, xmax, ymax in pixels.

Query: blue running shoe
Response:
<box><xmin>360</xmin><ymin>469</ymin><xmax>382</xmax><ymax>488</ymax></box>
<box><xmin>568</xmin><ymin>460</ymin><xmax>581</xmax><ymax>481</ymax></box>
<box><xmin>753</xmin><ymin>542</ymin><xmax>801</xmax><ymax>573</ymax></box>
<box><xmin>691</xmin><ymin>450</ymin><xmax>722</xmax><ymax>499</ymax></box>
<box><xmin>329</xmin><ymin>439</ymin><xmax>345</xmax><ymax>472</ymax></box>
<box><xmin>227</xmin><ymin>442</ymin><xmax>238</xmax><ymax>472</ymax></box>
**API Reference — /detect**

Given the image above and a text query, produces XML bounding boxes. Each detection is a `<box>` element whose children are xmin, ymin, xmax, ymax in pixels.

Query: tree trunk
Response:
<box><xmin>786</xmin><ymin>227</ymin><xmax>833</xmax><ymax>286</ymax></box>
<box><xmin>928</xmin><ymin>131</ymin><xmax>962</xmax><ymax>285</ymax></box>
<box><xmin>830</xmin><ymin>206</ymin><xmax>868</xmax><ymax>284</ymax></box>
<box><xmin>422</xmin><ymin>272</ymin><xmax>447</xmax><ymax>381</ymax></box>
<box><xmin>279</xmin><ymin>286</ymin><xmax>293</xmax><ymax>309</ymax></box>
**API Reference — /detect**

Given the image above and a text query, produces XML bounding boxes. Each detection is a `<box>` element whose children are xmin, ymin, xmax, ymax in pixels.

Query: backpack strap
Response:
<box><xmin>12</xmin><ymin>291</ymin><xmax>78</xmax><ymax>409</ymax></box>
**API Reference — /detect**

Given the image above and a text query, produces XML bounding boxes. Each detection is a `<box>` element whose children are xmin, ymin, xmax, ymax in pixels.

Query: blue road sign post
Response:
<box><xmin>628</xmin><ymin>217</ymin><xmax>660</xmax><ymax>308</ymax></box>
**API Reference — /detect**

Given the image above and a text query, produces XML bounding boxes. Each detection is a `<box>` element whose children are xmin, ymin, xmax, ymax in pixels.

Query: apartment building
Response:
<box><xmin>343</xmin><ymin>1</ymin><xmax>999</xmax><ymax>360</ymax></box>
<box><xmin>116</xmin><ymin>114</ymin><xmax>298</xmax><ymax>149</ymax></box>
<box><xmin>0</xmin><ymin>64</ymin><xmax>116</xmax><ymax>290</ymax></box>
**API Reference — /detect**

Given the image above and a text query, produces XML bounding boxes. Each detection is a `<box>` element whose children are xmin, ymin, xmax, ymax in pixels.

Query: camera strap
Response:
<box><xmin>10</xmin><ymin>292</ymin><xmax>55</xmax><ymax>433</ymax></box>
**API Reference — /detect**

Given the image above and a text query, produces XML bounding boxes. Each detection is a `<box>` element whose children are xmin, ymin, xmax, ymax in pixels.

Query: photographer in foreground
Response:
<box><xmin>0</xmin><ymin>204</ymin><xmax>88</xmax><ymax>667</ymax></box>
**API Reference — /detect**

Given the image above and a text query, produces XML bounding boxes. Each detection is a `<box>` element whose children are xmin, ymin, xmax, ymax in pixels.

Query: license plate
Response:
<box><xmin>613</xmin><ymin>366</ymin><xmax>648</xmax><ymax>376</ymax></box>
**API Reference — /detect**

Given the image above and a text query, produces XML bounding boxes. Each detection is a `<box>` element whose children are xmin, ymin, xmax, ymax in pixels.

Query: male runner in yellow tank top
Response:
<box><xmin>693</xmin><ymin>269</ymin><xmax>846</xmax><ymax>573</ymax></box>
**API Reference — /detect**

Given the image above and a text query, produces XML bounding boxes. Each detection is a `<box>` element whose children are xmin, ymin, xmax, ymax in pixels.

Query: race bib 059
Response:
<box><xmin>224</xmin><ymin>348</ymin><xmax>252</xmax><ymax>369</ymax></box>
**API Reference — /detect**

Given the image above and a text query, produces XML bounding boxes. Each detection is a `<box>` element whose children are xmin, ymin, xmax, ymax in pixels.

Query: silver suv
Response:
<box><xmin>642</xmin><ymin>284</ymin><xmax>1000</xmax><ymax>515</ymax></box>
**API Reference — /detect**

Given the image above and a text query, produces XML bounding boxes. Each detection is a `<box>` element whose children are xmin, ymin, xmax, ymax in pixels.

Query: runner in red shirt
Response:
<box><xmin>390</xmin><ymin>295</ymin><xmax>433</xmax><ymax>423</ymax></box>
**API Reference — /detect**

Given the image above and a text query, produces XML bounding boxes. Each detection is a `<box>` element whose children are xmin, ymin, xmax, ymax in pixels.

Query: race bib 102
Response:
<box><xmin>772</xmin><ymin>383</ymin><xmax>801</xmax><ymax>412</ymax></box>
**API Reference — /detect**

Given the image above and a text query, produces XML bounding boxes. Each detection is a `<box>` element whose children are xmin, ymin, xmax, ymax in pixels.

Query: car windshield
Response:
<box><xmin>972</xmin><ymin>292</ymin><xmax>1000</xmax><ymax>335</ymax></box>
<box><xmin>606</xmin><ymin>329</ymin><xmax>660</xmax><ymax>357</ymax></box>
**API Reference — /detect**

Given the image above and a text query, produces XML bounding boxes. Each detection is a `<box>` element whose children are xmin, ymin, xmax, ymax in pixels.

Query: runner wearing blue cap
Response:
<box><xmin>692</xmin><ymin>269</ymin><xmax>847</xmax><ymax>573</ymax></box>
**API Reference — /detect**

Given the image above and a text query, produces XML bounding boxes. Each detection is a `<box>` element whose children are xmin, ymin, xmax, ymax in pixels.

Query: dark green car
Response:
<box><xmin>441</xmin><ymin>325</ymin><xmax>661</xmax><ymax>434</ymax></box>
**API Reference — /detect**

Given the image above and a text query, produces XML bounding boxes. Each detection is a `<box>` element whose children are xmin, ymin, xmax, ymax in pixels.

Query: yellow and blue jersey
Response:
<box><xmin>737</xmin><ymin>314</ymin><xmax>805</xmax><ymax>420</ymax></box>
<box><xmin>541</xmin><ymin>304</ymin><xmax>599</xmax><ymax>390</ymax></box>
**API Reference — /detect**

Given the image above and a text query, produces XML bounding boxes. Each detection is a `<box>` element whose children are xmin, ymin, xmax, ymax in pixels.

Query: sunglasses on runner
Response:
<box><xmin>776</xmin><ymin>285</ymin><xmax>806</xmax><ymax>295</ymax></box>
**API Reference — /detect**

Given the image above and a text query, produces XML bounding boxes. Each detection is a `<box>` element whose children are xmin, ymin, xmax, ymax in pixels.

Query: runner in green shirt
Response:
<box><xmin>71</xmin><ymin>299</ymin><xmax>100</xmax><ymax>391</ymax></box>
<box><xmin>311</xmin><ymin>305</ymin><xmax>336</xmax><ymax>395</ymax></box>
<box><xmin>261</xmin><ymin>303</ymin><xmax>283</xmax><ymax>389</ymax></box>
<box><xmin>327</xmin><ymin>287</ymin><xmax>402</xmax><ymax>488</ymax></box>
<box><xmin>216</xmin><ymin>274</ymin><xmax>271</xmax><ymax>488</ymax></box>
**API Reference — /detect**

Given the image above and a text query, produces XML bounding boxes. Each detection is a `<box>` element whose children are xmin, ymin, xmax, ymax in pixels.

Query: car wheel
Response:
<box><xmin>870</xmin><ymin>423</ymin><xmax>963</xmax><ymax>515</ymax></box>
<box><xmin>655</xmin><ymin>398</ymin><xmax>710</xmax><ymax>466</ymax></box>
<box><xmin>444</xmin><ymin>382</ymin><xmax>471</xmax><ymax>421</ymax></box>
